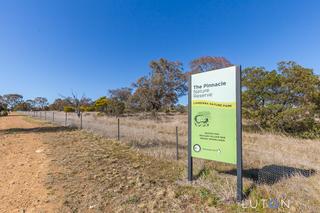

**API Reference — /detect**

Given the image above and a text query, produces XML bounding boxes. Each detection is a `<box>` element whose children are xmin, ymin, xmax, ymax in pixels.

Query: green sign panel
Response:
<box><xmin>191</xmin><ymin>66</ymin><xmax>238</xmax><ymax>164</ymax></box>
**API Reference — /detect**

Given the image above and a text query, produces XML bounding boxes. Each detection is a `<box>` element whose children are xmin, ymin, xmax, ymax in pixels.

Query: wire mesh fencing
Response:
<box><xmin>20</xmin><ymin>110</ymin><xmax>318</xmax><ymax>204</ymax></box>
<box><xmin>22</xmin><ymin>111</ymin><xmax>187</xmax><ymax>161</ymax></box>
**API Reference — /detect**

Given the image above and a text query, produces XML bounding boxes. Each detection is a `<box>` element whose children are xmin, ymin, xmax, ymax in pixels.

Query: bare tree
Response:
<box><xmin>62</xmin><ymin>92</ymin><xmax>92</xmax><ymax>117</ymax></box>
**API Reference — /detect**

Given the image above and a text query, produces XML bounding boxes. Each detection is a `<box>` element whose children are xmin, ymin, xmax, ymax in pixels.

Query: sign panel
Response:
<box><xmin>191</xmin><ymin>66</ymin><xmax>238</xmax><ymax>164</ymax></box>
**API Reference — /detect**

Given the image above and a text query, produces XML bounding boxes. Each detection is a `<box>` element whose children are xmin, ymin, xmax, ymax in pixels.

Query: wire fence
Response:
<box><xmin>20</xmin><ymin>110</ymin><xmax>319</xmax><ymax>202</ymax></box>
<box><xmin>22</xmin><ymin>110</ymin><xmax>187</xmax><ymax>161</ymax></box>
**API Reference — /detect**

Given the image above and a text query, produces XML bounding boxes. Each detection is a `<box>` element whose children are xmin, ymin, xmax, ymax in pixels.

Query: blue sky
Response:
<box><xmin>0</xmin><ymin>0</ymin><xmax>319</xmax><ymax>103</ymax></box>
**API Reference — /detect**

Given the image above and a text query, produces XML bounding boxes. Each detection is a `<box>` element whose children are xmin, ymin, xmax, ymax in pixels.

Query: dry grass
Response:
<box><xmin>42</xmin><ymin>126</ymin><xmax>221</xmax><ymax>212</ymax></box>
<box><xmin>23</xmin><ymin>111</ymin><xmax>320</xmax><ymax>212</ymax></box>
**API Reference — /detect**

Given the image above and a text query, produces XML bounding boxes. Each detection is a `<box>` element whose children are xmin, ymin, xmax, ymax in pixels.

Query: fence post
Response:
<box><xmin>40</xmin><ymin>111</ymin><xmax>42</xmax><ymax>119</ymax></box>
<box><xmin>176</xmin><ymin>126</ymin><xmax>179</xmax><ymax>160</ymax></box>
<box><xmin>65</xmin><ymin>112</ymin><xmax>67</xmax><ymax>126</ymax></box>
<box><xmin>52</xmin><ymin>112</ymin><xmax>54</xmax><ymax>122</ymax></box>
<box><xmin>117</xmin><ymin>118</ymin><xmax>120</xmax><ymax>140</ymax></box>
<box><xmin>80</xmin><ymin>112</ymin><xmax>83</xmax><ymax>129</ymax></box>
<box><xmin>188</xmin><ymin>75</ymin><xmax>193</xmax><ymax>181</ymax></box>
<box><xmin>45</xmin><ymin>111</ymin><xmax>46</xmax><ymax>120</ymax></box>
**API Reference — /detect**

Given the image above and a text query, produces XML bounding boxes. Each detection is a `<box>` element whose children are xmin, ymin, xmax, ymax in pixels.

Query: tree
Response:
<box><xmin>49</xmin><ymin>98</ymin><xmax>69</xmax><ymax>111</ymax></box>
<box><xmin>150</xmin><ymin>58</ymin><xmax>187</xmax><ymax>110</ymax></box>
<box><xmin>94</xmin><ymin>96</ymin><xmax>125</xmax><ymax>116</ymax></box>
<box><xmin>190</xmin><ymin>56</ymin><xmax>232</xmax><ymax>74</ymax></box>
<box><xmin>2</xmin><ymin>94</ymin><xmax>23</xmax><ymax>110</ymax></box>
<box><xmin>0</xmin><ymin>96</ymin><xmax>8</xmax><ymax>116</ymax></box>
<box><xmin>14</xmin><ymin>102</ymin><xmax>32</xmax><ymax>111</ymax></box>
<box><xmin>131</xmin><ymin>77</ymin><xmax>153</xmax><ymax>111</ymax></box>
<box><xmin>34</xmin><ymin>97</ymin><xmax>49</xmax><ymax>110</ymax></box>
<box><xmin>108</xmin><ymin>87</ymin><xmax>132</xmax><ymax>102</ymax></box>
<box><xmin>131</xmin><ymin>58</ymin><xmax>187</xmax><ymax>112</ymax></box>
<box><xmin>108</xmin><ymin>87</ymin><xmax>132</xmax><ymax>111</ymax></box>
<box><xmin>109</xmin><ymin>99</ymin><xmax>125</xmax><ymax>115</ymax></box>
<box><xmin>242</xmin><ymin>61</ymin><xmax>320</xmax><ymax>138</ymax></box>
<box><xmin>278</xmin><ymin>61</ymin><xmax>319</xmax><ymax>108</ymax></box>
<box><xmin>62</xmin><ymin>92</ymin><xmax>92</xmax><ymax>117</ymax></box>
<box><xmin>242</xmin><ymin>67</ymin><xmax>282</xmax><ymax>127</ymax></box>
<box><xmin>25</xmin><ymin>99</ymin><xmax>36</xmax><ymax>110</ymax></box>
<box><xmin>94</xmin><ymin>96</ymin><xmax>110</xmax><ymax>112</ymax></box>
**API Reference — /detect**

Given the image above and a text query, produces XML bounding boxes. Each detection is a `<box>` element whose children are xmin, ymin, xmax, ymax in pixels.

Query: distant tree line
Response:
<box><xmin>1</xmin><ymin>56</ymin><xmax>319</xmax><ymax>138</ymax></box>
<box><xmin>0</xmin><ymin>56</ymin><xmax>231</xmax><ymax>116</ymax></box>
<box><xmin>0</xmin><ymin>94</ymin><xmax>49</xmax><ymax>115</ymax></box>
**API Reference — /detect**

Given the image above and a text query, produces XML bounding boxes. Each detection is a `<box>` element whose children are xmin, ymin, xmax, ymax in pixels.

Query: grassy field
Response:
<box><xmin>18</xmin><ymin>112</ymin><xmax>320</xmax><ymax>212</ymax></box>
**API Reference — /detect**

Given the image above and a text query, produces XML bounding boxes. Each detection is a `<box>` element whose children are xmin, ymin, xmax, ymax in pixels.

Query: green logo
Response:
<box><xmin>194</xmin><ymin>111</ymin><xmax>211</xmax><ymax>127</ymax></box>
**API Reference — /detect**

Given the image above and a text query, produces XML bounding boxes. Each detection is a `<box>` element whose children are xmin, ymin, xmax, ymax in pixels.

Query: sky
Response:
<box><xmin>0</xmin><ymin>0</ymin><xmax>320</xmax><ymax>103</ymax></box>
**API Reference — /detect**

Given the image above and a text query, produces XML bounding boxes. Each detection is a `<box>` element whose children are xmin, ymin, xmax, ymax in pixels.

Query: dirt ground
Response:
<box><xmin>0</xmin><ymin>115</ymin><xmax>63</xmax><ymax>212</ymax></box>
<box><xmin>0</xmin><ymin>114</ymin><xmax>221</xmax><ymax>212</ymax></box>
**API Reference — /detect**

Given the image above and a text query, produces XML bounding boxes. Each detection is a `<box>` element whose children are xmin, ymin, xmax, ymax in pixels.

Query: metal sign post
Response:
<box><xmin>236</xmin><ymin>66</ymin><xmax>243</xmax><ymax>202</ymax></box>
<box><xmin>187</xmin><ymin>66</ymin><xmax>243</xmax><ymax>201</ymax></box>
<box><xmin>188</xmin><ymin>75</ymin><xmax>193</xmax><ymax>181</ymax></box>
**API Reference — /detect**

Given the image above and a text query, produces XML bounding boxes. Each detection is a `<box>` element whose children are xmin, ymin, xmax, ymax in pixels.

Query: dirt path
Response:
<box><xmin>0</xmin><ymin>114</ymin><xmax>221</xmax><ymax>212</ymax></box>
<box><xmin>0</xmin><ymin>114</ymin><xmax>62</xmax><ymax>212</ymax></box>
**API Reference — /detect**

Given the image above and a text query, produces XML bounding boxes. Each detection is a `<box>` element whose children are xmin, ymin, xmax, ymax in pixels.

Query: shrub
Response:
<box><xmin>94</xmin><ymin>96</ymin><xmax>110</xmax><ymax>112</ymax></box>
<box><xmin>80</xmin><ymin>106</ymin><xmax>95</xmax><ymax>112</ymax></box>
<box><xmin>270</xmin><ymin>108</ymin><xmax>320</xmax><ymax>138</ymax></box>
<box><xmin>64</xmin><ymin>106</ymin><xmax>75</xmax><ymax>112</ymax></box>
<box><xmin>175</xmin><ymin>104</ymin><xmax>186</xmax><ymax>113</ymax></box>
<box><xmin>109</xmin><ymin>100</ymin><xmax>125</xmax><ymax>116</ymax></box>
<box><xmin>0</xmin><ymin>103</ymin><xmax>8</xmax><ymax>116</ymax></box>
<box><xmin>0</xmin><ymin>111</ymin><xmax>8</xmax><ymax>116</ymax></box>
<box><xmin>94</xmin><ymin>96</ymin><xmax>125</xmax><ymax>116</ymax></box>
